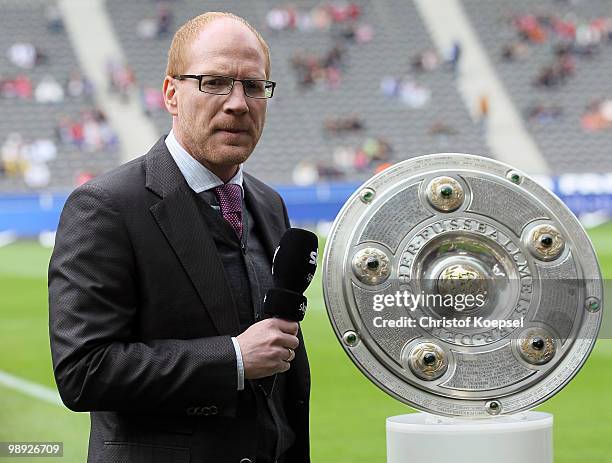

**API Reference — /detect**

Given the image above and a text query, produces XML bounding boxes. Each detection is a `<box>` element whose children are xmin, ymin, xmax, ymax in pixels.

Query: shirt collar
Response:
<box><xmin>165</xmin><ymin>129</ymin><xmax>244</xmax><ymax>195</ymax></box>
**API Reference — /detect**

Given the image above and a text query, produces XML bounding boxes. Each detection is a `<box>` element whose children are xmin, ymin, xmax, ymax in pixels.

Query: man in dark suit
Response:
<box><xmin>48</xmin><ymin>12</ymin><xmax>310</xmax><ymax>463</ymax></box>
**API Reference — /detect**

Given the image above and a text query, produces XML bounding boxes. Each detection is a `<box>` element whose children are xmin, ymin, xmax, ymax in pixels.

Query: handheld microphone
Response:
<box><xmin>263</xmin><ymin>228</ymin><xmax>318</xmax><ymax>322</ymax></box>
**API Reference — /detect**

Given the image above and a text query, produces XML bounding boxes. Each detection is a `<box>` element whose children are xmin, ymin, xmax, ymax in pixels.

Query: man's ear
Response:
<box><xmin>163</xmin><ymin>76</ymin><xmax>178</xmax><ymax>116</ymax></box>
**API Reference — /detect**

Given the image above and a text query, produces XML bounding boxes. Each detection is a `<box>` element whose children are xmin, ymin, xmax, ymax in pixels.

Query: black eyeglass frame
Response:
<box><xmin>173</xmin><ymin>74</ymin><xmax>276</xmax><ymax>99</ymax></box>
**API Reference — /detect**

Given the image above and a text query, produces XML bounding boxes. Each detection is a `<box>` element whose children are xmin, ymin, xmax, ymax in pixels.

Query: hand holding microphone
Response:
<box><xmin>236</xmin><ymin>318</ymin><xmax>300</xmax><ymax>379</ymax></box>
<box><xmin>237</xmin><ymin>228</ymin><xmax>318</xmax><ymax>379</ymax></box>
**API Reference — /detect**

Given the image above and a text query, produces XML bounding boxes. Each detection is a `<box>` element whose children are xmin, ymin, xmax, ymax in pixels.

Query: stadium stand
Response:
<box><xmin>105</xmin><ymin>0</ymin><xmax>490</xmax><ymax>185</ymax></box>
<box><xmin>18</xmin><ymin>0</ymin><xmax>610</xmax><ymax>190</ymax></box>
<box><xmin>0</xmin><ymin>0</ymin><xmax>121</xmax><ymax>192</ymax></box>
<box><xmin>462</xmin><ymin>0</ymin><xmax>612</xmax><ymax>174</ymax></box>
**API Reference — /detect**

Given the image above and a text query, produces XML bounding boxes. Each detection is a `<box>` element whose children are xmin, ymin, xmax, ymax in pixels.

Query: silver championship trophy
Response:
<box><xmin>322</xmin><ymin>154</ymin><xmax>603</xmax><ymax>463</ymax></box>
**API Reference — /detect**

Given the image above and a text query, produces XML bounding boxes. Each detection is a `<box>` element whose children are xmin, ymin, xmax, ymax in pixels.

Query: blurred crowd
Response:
<box><xmin>0</xmin><ymin>71</ymin><xmax>93</xmax><ymax>103</ymax></box>
<box><xmin>55</xmin><ymin>109</ymin><xmax>119</xmax><ymax>153</ymax></box>
<box><xmin>270</xmin><ymin>2</ymin><xmax>373</xmax><ymax>90</ymax></box>
<box><xmin>582</xmin><ymin>99</ymin><xmax>612</xmax><ymax>132</ymax></box>
<box><xmin>1</xmin><ymin>133</ymin><xmax>57</xmax><ymax>188</ymax></box>
<box><xmin>266</xmin><ymin>2</ymin><xmax>362</xmax><ymax>32</ymax></box>
<box><xmin>137</xmin><ymin>2</ymin><xmax>174</xmax><ymax>39</ymax></box>
<box><xmin>293</xmin><ymin>111</ymin><xmax>393</xmax><ymax>185</ymax></box>
<box><xmin>499</xmin><ymin>10</ymin><xmax>612</xmax><ymax>132</ymax></box>
<box><xmin>0</xmin><ymin>3</ymin><xmax>122</xmax><ymax>189</ymax></box>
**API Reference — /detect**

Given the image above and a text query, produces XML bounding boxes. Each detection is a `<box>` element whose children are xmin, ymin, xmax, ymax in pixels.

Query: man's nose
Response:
<box><xmin>223</xmin><ymin>81</ymin><xmax>249</xmax><ymax>114</ymax></box>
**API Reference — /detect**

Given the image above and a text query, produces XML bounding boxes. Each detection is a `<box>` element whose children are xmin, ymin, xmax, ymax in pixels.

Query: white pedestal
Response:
<box><xmin>387</xmin><ymin>411</ymin><xmax>553</xmax><ymax>463</ymax></box>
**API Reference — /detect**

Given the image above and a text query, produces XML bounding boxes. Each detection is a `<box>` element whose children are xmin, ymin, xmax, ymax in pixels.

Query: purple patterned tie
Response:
<box><xmin>212</xmin><ymin>183</ymin><xmax>243</xmax><ymax>239</ymax></box>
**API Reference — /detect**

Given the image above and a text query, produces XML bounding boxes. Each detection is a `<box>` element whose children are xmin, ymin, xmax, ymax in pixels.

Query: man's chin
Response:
<box><xmin>214</xmin><ymin>145</ymin><xmax>253</xmax><ymax>165</ymax></box>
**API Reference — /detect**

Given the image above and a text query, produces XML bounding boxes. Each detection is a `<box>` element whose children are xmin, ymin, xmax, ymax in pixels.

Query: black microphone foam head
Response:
<box><xmin>272</xmin><ymin>228</ymin><xmax>318</xmax><ymax>294</ymax></box>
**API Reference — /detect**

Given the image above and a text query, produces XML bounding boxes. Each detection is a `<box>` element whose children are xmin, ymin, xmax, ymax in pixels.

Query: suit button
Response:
<box><xmin>239</xmin><ymin>459</ymin><xmax>253</xmax><ymax>463</ymax></box>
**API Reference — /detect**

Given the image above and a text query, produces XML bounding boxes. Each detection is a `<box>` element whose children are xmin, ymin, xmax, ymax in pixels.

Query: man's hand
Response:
<box><xmin>236</xmin><ymin>318</ymin><xmax>300</xmax><ymax>379</ymax></box>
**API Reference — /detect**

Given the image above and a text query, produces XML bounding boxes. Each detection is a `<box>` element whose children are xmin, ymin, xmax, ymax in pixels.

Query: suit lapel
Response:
<box><xmin>146</xmin><ymin>138</ymin><xmax>240</xmax><ymax>336</ymax></box>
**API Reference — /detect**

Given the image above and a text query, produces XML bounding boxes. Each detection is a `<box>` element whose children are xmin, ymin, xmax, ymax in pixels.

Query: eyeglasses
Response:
<box><xmin>173</xmin><ymin>74</ymin><xmax>276</xmax><ymax>99</ymax></box>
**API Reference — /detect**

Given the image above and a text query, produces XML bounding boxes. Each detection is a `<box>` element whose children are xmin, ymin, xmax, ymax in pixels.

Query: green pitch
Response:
<box><xmin>1</xmin><ymin>224</ymin><xmax>611</xmax><ymax>462</ymax></box>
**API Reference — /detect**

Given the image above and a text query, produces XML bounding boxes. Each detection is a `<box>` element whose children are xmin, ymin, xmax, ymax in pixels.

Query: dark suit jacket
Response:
<box><xmin>48</xmin><ymin>138</ymin><xmax>310</xmax><ymax>463</ymax></box>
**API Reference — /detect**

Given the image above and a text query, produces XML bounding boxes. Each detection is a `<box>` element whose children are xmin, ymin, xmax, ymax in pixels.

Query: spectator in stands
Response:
<box><xmin>137</xmin><ymin>17</ymin><xmax>158</xmax><ymax>39</ymax></box>
<box><xmin>66</xmin><ymin>70</ymin><xmax>94</xmax><ymax>99</ymax></box>
<box><xmin>399</xmin><ymin>79</ymin><xmax>431</xmax><ymax>108</ymax></box>
<box><xmin>328</xmin><ymin>2</ymin><xmax>361</xmax><ymax>23</ymax></box>
<box><xmin>534</xmin><ymin>50</ymin><xmax>574</xmax><ymax>88</ymax></box>
<box><xmin>107</xmin><ymin>59</ymin><xmax>136</xmax><ymax>101</ymax></box>
<box><xmin>412</xmin><ymin>49</ymin><xmax>440</xmax><ymax>72</ymax></box>
<box><xmin>363</xmin><ymin>137</ymin><xmax>392</xmax><ymax>162</ymax></box>
<box><xmin>82</xmin><ymin>111</ymin><xmax>104</xmax><ymax>152</ymax></box>
<box><xmin>581</xmin><ymin>99</ymin><xmax>612</xmax><ymax>132</ymax></box>
<box><xmin>156</xmin><ymin>2</ymin><xmax>173</xmax><ymax>36</ymax></box>
<box><xmin>501</xmin><ymin>42</ymin><xmax>529</xmax><ymax>61</ymax></box>
<box><xmin>353</xmin><ymin>148</ymin><xmax>369</xmax><ymax>171</ymax></box>
<box><xmin>23</xmin><ymin>162</ymin><xmax>51</xmax><ymax>189</ymax></box>
<box><xmin>374</xmin><ymin>162</ymin><xmax>392</xmax><ymax>174</ymax></box>
<box><xmin>7</xmin><ymin>42</ymin><xmax>46</xmax><ymax>69</ymax></box>
<box><xmin>21</xmin><ymin>138</ymin><xmax>57</xmax><ymax>188</ymax></box>
<box><xmin>333</xmin><ymin>145</ymin><xmax>356</xmax><ymax>171</ymax></box>
<box><xmin>335</xmin><ymin>22</ymin><xmax>373</xmax><ymax>44</ymax></box>
<box><xmin>429</xmin><ymin>120</ymin><xmax>458</xmax><ymax>146</ymax></box>
<box><xmin>45</xmin><ymin>5</ymin><xmax>64</xmax><ymax>34</ymax></box>
<box><xmin>381</xmin><ymin>76</ymin><xmax>432</xmax><ymax>108</ymax></box>
<box><xmin>324</xmin><ymin>114</ymin><xmax>364</xmax><ymax>135</ymax></box>
<box><xmin>55</xmin><ymin>109</ymin><xmax>118</xmax><ymax>152</ymax></box>
<box><xmin>27</xmin><ymin>138</ymin><xmax>57</xmax><ymax>165</ymax></box>
<box><xmin>0</xmin><ymin>74</ymin><xmax>33</xmax><ymax>100</ymax></box>
<box><xmin>35</xmin><ymin>75</ymin><xmax>65</xmax><ymax>104</ymax></box>
<box><xmin>1</xmin><ymin>133</ymin><xmax>26</xmax><ymax>177</ymax></box>
<box><xmin>95</xmin><ymin>109</ymin><xmax>119</xmax><ymax>152</ymax></box>
<box><xmin>291</xmin><ymin>45</ymin><xmax>346</xmax><ymax>89</ymax></box>
<box><xmin>141</xmin><ymin>86</ymin><xmax>165</xmax><ymax>116</ymax></box>
<box><xmin>0</xmin><ymin>133</ymin><xmax>55</xmax><ymax>188</ymax></box>
<box><xmin>137</xmin><ymin>2</ymin><xmax>174</xmax><ymax>39</ymax></box>
<box><xmin>310</xmin><ymin>5</ymin><xmax>331</xmax><ymax>30</ymax></box>
<box><xmin>511</xmin><ymin>14</ymin><xmax>547</xmax><ymax>43</ymax></box>
<box><xmin>316</xmin><ymin>161</ymin><xmax>344</xmax><ymax>179</ymax></box>
<box><xmin>477</xmin><ymin>94</ymin><xmax>489</xmax><ymax>133</ymax></box>
<box><xmin>292</xmin><ymin>160</ymin><xmax>319</xmax><ymax>185</ymax></box>
<box><xmin>526</xmin><ymin>103</ymin><xmax>564</xmax><ymax>124</ymax></box>
<box><xmin>75</xmin><ymin>171</ymin><xmax>95</xmax><ymax>187</ymax></box>
<box><xmin>380</xmin><ymin>75</ymin><xmax>401</xmax><ymax>98</ymax></box>
<box><xmin>81</xmin><ymin>109</ymin><xmax>118</xmax><ymax>152</ymax></box>
<box><xmin>447</xmin><ymin>40</ymin><xmax>462</xmax><ymax>77</ymax></box>
<box><xmin>331</xmin><ymin>137</ymin><xmax>392</xmax><ymax>175</ymax></box>
<box><xmin>266</xmin><ymin>6</ymin><xmax>298</xmax><ymax>31</ymax></box>
<box><xmin>55</xmin><ymin>116</ymin><xmax>74</xmax><ymax>147</ymax></box>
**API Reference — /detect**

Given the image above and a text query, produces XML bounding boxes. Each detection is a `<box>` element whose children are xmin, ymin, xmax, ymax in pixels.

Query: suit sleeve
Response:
<box><xmin>48</xmin><ymin>183</ymin><xmax>238</xmax><ymax>416</ymax></box>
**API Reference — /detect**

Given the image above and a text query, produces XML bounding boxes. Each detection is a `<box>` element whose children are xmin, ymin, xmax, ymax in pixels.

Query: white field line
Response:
<box><xmin>0</xmin><ymin>370</ymin><xmax>63</xmax><ymax>406</ymax></box>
